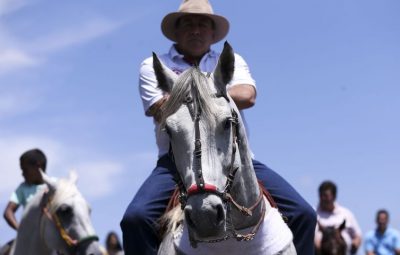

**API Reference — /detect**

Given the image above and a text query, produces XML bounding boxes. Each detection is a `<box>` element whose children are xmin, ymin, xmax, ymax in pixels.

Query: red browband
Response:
<box><xmin>187</xmin><ymin>183</ymin><xmax>217</xmax><ymax>196</ymax></box>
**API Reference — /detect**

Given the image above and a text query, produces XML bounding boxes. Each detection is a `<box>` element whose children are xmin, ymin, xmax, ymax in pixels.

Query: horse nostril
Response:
<box><xmin>215</xmin><ymin>204</ymin><xmax>224</xmax><ymax>226</ymax></box>
<box><xmin>185</xmin><ymin>208</ymin><xmax>196</xmax><ymax>229</ymax></box>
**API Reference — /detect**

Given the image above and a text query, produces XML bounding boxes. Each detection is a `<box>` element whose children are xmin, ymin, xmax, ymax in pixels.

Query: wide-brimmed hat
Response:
<box><xmin>161</xmin><ymin>0</ymin><xmax>229</xmax><ymax>43</ymax></box>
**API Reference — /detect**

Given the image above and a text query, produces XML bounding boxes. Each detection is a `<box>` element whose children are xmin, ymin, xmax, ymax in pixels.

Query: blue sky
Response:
<box><xmin>1</xmin><ymin>0</ymin><xmax>399</xmax><ymax>253</ymax></box>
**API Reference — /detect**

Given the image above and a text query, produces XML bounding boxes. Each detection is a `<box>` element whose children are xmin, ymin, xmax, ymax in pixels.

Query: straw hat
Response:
<box><xmin>161</xmin><ymin>0</ymin><xmax>229</xmax><ymax>43</ymax></box>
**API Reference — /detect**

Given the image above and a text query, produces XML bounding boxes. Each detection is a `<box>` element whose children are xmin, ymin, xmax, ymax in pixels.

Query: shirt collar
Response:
<box><xmin>317</xmin><ymin>202</ymin><xmax>340</xmax><ymax>214</ymax></box>
<box><xmin>168</xmin><ymin>44</ymin><xmax>218</xmax><ymax>63</ymax></box>
<box><xmin>376</xmin><ymin>227</ymin><xmax>390</xmax><ymax>237</ymax></box>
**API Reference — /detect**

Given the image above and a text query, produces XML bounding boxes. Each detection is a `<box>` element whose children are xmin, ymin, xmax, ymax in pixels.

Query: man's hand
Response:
<box><xmin>350</xmin><ymin>236</ymin><xmax>361</xmax><ymax>255</ymax></box>
<box><xmin>146</xmin><ymin>95</ymin><xmax>169</xmax><ymax>123</ymax></box>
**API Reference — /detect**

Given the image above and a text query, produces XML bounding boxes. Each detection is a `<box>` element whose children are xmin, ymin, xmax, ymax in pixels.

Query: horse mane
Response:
<box><xmin>160</xmin><ymin>67</ymin><xmax>218</xmax><ymax>127</ymax></box>
<box><xmin>47</xmin><ymin>179</ymin><xmax>79</xmax><ymax>214</ymax></box>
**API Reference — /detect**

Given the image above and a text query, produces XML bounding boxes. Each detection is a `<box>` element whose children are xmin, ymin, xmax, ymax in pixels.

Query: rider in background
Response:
<box><xmin>364</xmin><ymin>209</ymin><xmax>400</xmax><ymax>255</ymax></box>
<box><xmin>315</xmin><ymin>180</ymin><xmax>362</xmax><ymax>255</ymax></box>
<box><xmin>105</xmin><ymin>231</ymin><xmax>124</xmax><ymax>255</ymax></box>
<box><xmin>120</xmin><ymin>0</ymin><xmax>316</xmax><ymax>254</ymax></box>
<box><xmin>3</xmin><ymin>148</ymin><xmax>48</xmax><ymax>231</ymax></box>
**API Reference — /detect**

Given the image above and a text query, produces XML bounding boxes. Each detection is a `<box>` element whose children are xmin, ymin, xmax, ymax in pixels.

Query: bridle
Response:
<box><xmin>169</xmin><ymin>90</ymin><xmax>266</xmax><ymax>246</ymax></box>
<box><xmin>40</xmin><ymin>194</ymin><xmax>99</xmax><ymax>254</ymax></box>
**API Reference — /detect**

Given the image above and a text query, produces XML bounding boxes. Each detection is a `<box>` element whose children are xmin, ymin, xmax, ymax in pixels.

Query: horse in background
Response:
<box><xmin>2</xmin><ymin>170</ymin><xmax>104</xmax><ymax>255</ymax></box>
<box><xmin>155</xmin><ymin>42</ymin><xmax>296</xmax><ymax>255</ymax></box>
<box><xmin>318</xmin><ymin>220</ymin><xmax>347</xmax><ymax>255</ymax></box>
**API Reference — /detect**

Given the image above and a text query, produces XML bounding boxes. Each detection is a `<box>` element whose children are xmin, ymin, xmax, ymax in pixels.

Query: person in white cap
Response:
<box><xmin>120</xmin><ymin>0</ymin><xmax>316</xmax><ymax>254</ymax></box>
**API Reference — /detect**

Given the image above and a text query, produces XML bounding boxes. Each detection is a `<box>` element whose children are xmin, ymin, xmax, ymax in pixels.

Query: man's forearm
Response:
<box><xmin>228</xmin><ymin>84</ymin><xmax>256</xmax><ymax>110</ymax></box>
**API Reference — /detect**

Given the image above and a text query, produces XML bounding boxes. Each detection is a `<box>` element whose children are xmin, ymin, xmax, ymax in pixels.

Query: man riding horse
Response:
<box><xmin>120</xmin><ymin>0</ymin><xmax>316</xmax><ymax>254</ymax></box>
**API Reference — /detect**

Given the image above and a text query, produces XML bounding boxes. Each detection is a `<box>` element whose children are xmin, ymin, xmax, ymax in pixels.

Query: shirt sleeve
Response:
<box><xmin>394</xmin><ymin>230</ymin><xmax>400</xmax><ymax>249</ymax></box>
<box><xmin>138</xmin><ymin>57</ymin><xmax>165</xmax><ymax>115</ymax></box>
<box><xmin>363</xmin><ymin>232</ymin><xmax>374</xmax><ymax>252</ymax></box>
<box><xmin>346</xmin><ymin>210</ymin><xmax>362</xmax><ymax>237</ymax></box>
<box><xmin>227</xmin><ymin>53</ymin><xmax>256</xmax><ymax>89</ymax></box>
<box><xmin>9</xmin><ymin>184</ymin><xmax>23</xmax><ymax>206</ymax></box>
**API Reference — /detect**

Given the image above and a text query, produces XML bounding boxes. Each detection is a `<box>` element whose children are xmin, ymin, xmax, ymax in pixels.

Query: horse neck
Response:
<box><xmin>235</xmin><ymin>111</ymin><xmax>259</xmax><ymax>198</ymax></box>
<box><xmin>229</xmin><ymin>121</ymin><xmax>272</xmax><ymax>229</ymax></box>
<box><xmin>12</xmin><ymin>192</ymin><xmax>53</xmax><ymax>255</ymax></box>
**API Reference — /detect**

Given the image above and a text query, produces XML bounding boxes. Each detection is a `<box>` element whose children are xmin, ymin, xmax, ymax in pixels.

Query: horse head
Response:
<box><xmin>319</xmin><ymin>220</ymin><xmax>347</xmax><ymax>255</ymax></box>
<box><xmin>38</xmin><ymin>170</ymin><xmax>104</xmax><ymax>255</ymax></box>
<box><xmin>154</xmin><ymin>42</ymin><xmax>263</xmax><ymax>245</ymax></box>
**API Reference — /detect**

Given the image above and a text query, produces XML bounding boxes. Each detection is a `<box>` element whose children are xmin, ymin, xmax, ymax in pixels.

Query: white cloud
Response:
<box><xmin>0</xmin><ymin>12</ymin><xmax>124</xmax><ymax>75</ymax></box>
<box><xmin>30</xmin><ymin>18</ymin><xmax>124</xmax><ymax>54</ymax></box>
<box><xmin>0</xmin><ymin>90</ymin><xmax>41</xmax><ymax>118</ymax></box>
<box><xmin>0</xmin><ymin>0</ymin><xmax>30</xmax><ymax>16</ymax></box>
<box><xmin>0</xmin><ymin>48</ymin><xmax>36</xmax><ymax>72</ymax></box>
<box><xmin>72</xmin><ymin>161</ymin><xmax>124</xmax><ymax>200</ymax></box>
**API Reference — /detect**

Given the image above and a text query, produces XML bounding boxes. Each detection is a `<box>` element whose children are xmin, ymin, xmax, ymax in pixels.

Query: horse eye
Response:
<box><xmin>163</xmin><ymin>125</ymin><xmax>171</xmax><ymax>136</ymax></box>
<box><xmin>224</xmin><ymin>118</ymin><xmax>231</xmax><ymax>130</ymax></box>
<box><xmin>57</xmin><ymin>204</ymin><xmax>73</xmax><ymax>218</ymax></box>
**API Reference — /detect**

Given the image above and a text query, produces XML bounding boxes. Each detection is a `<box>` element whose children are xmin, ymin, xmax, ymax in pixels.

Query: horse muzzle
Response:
<box><xmin>76</xmin><ymin>239</ymin><xmax>104</xmax><ymax>255</ymax></box>
<box><xmin>184</xmin><ymin>193</ymin><xmax>226</xmax><ymax>238</ymax></box>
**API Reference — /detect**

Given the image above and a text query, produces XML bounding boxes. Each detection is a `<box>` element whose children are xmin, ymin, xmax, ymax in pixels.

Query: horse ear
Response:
<box><xmin>153</xmin><ymin>52</ymin><xmax>177</xmax><ymax>93</ymax></box>
<box><xmin>213</xmin><ymin>41</ymin><xmax>235</xmax><ymax>96</ymax></box>
<box><xmin>339</xmin><ymin>220</ymin><xmax>346</xmax><ymax>231</ymax></box>
<box><xmin>68</xmin><ymin>170</ymin><xmax>78</xmax><ymax>184</ymax></box>
<box><xmin>317</xmin><ymin>221</ymin><xmax>325</xmax><ymax>232</ymax></box>
<box><xmin>40</xmin><ymin>168</ymin><xmax>57</xmax><ymax>193</ymax></box>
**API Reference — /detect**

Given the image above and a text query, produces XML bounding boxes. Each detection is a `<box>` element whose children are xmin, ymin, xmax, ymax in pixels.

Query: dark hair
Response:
<box><xmin>105</xmin><ymin>231</ymin><xmax>122</xmax><ymax>251</ymax></box>
<box><xmin>376</xmin><ymin>209</ymin><xmax>389</xmax><ymax>220</ymax></box>
<box><xmin>20</xmin><ymin>148</ymin><xmax>47</xmax><ymax>171</ymax></box>
<box><xmin>318</xmin><ymin>180</ymin><xmax>337</xmax><ymax>198</ymax></box>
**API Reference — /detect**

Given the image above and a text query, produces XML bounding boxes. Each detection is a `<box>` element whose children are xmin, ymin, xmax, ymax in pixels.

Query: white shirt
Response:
<box><xmin>139</xmin><ymin>45</ymin><xmax>256</xmax><ymax>157</ymax></box>
<box><xmin>315</xmin><ymin>202</ymin><xmax>362</xmax><ymax>254</ymax></box>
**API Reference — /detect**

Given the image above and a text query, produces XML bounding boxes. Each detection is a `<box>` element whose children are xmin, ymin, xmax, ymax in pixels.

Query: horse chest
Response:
<box><xmin>173</xmin><ymin>208</ymin><xmax>293</xmax><ymax>255</ymax></box>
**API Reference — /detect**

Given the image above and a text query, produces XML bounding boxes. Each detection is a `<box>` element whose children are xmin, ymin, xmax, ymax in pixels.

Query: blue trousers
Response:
<box><xmin>120</xmin><ymin>154</ymin><xmax>316</xmax><ymax>255</ymax></box>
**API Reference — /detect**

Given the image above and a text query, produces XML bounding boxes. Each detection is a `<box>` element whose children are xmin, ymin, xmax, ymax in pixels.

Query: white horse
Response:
<box><xmin>154</xmin><ymin>42</ymin><xmax>297</xmax><ymax>255</ymax></box>
<box><xmin>5</xmin><ymin>170</ymin><xmax>104</xmax><ymax>255</ymax></box>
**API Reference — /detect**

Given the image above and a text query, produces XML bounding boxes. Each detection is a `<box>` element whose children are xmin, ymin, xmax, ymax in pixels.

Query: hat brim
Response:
<box><xmin>161</xmin><ymin>12</ymin><xmax>229</xmax><ymax>44</ymax></box>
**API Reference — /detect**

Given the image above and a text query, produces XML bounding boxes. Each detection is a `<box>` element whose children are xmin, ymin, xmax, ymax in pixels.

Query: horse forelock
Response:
<box><xmin>161</xmin><ymin>68</ymin><xmax>218</xmax><ymax>128</ymax></box>
<box><xmin>48</xmin><ymin>179</ymin><xmax>81</xmax><ymax>213</ymax></box>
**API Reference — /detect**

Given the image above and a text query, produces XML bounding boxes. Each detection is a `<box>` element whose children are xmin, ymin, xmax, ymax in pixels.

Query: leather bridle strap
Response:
<box><xmin>223</xmin><ymin>109</ymin><xmax>239</xmax><ymax>195</ymax></box>
<box><xmin>42</xmin><ymin>198</ymin><xmax>99</xmax><ymax>251</ymax></box>
<box><xmin>227</xmin><ymin>187</ymin><xmax>266</xmax><ymax>242</ymax></box>
<box><xmin>224</xmin><ymin>189</ymin><xmax>264</xmax><ymax>217</ymax></box>
<box><xmin>193</xmin><ymin>107</ymin><xmax>205</xmax><ymax>190</ymax></box>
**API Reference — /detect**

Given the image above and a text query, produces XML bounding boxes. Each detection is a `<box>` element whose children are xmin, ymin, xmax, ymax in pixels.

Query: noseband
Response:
<box><xmin>169</xmin><ymin>92</ymin><xmax>266</xmax><ymax>246</ymax></box>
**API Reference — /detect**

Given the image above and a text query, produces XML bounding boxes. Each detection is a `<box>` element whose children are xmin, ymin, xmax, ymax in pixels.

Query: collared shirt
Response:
<box><xmin>139</xmin><ymin>45</ymin><xmax>256</xmax><ymax>157</ymax></box>
<box><xmin>365</xmin><ymin>227</ymin><xmax>400</xmax><ymax>255</ymax></box>
<box><xmin>315</xmin><ymin>202</ymin><xmax>362</xmax><ymax>254</ymax></box>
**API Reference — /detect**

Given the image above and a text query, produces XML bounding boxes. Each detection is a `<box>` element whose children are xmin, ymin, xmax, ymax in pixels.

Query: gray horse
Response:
<box><xmin>2</xmin><ymin>170</ymin><xmax>104</xmax><ymax>255</ymax></box>
<box><xmin>155</xmin><ymin>42</ymin><xmax>297</xmax><ymax>255</ymax></box>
